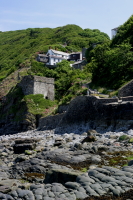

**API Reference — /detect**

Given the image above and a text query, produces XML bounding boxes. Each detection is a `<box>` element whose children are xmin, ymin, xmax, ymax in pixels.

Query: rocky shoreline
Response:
<box><xmin>0</xmin><ymin>128</ymin><xmax>133</xmax><ymax>199</ymax></box>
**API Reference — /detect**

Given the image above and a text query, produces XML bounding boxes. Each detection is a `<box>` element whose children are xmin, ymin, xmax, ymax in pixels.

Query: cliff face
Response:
<box><xmin>118</xmin><ymin>80</ymin><xmax>133</xmax><ymax>97</ymax></box>
<box><xmin>54</xmin><ymin>96</ymin><xmax>133</xmax><ymax>134</ymax></box>
<box><xmin>0</xmin><ymin>86</ymin><xmax>37</xmax><ymax>135</ymax></box>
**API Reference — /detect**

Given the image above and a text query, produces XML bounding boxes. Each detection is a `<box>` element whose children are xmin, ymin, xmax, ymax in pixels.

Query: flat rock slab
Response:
<box><xmin>44</xmin><ymin>169</ymin><xmax>83</xmax><ymax>184</ymax></box>
<box><xmin>13</xmin><ymin>143</ymin><xmax>36</xmax><ymax>154</ymax></box>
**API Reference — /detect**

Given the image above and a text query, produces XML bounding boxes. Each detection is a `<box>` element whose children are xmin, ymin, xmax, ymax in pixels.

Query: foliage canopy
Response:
<box><xmin>0</xmin><ymin>24</ymin><xmax>109</xmax><ymax>81</ymax></box>
<box><xmin>86</xmin><ymin>15</ymin><xmax>133</xmax><ymax>89</ymax></box>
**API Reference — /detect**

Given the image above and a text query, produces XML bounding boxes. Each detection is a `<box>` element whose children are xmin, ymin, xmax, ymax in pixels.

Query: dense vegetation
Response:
<box><xmin>0</xmin><ymin>24</ymin><xmax>109</xmax><ymax>81</ymax></box>
<box><xmin>0</xmin><ymin>16</ymin><xmax>133</xmax><ymax>127</ymax></box>
<box><xmin>19</xmin><ymin>59</ymin><xmax>92</xmax><ymax>102</ymax></box>
<box><xmin>86</xmin><ymin>15</ymin><xmax>133</xmax><ymax>90</ymax></box>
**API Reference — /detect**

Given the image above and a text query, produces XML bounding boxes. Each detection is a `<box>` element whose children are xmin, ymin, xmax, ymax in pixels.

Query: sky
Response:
<box><xmin>0</xmin><ymin>0</ymin><xmax>133</xmax><ymax>38</ymax></box>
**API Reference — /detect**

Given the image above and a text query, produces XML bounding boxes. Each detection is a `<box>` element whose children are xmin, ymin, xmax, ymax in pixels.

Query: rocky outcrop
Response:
<box><xmin>54</xmin><ymin>96</ymin><xmax>133</xmax><ymax>134</ymax></box>
<box><xmin>1</xmin><ymin>129</ymin><xmax>133</xmax><ymax>199</ymax></box>
<box><xmin>0</xmin><ymin>85</ymin><xmax>40</xmax><ymax>135</ymax></box>
<box><xmin>118</xmin><ymin>79</ymin><xmax>133</xmax><ymax>97</ymax></box>
<box><xmin>13</xmin><ymin>138</ymin><xmax>38</xmax><ymax>154</ymax></box>
<box><xmin>39</xmin><ymin>113</ymin><xmax>64</xmax><ymax>130</ymax></box>
<box><xmin>0</xmin><ymin>111</ymin><xmax>36</xmax><ymax>135</ymax></box>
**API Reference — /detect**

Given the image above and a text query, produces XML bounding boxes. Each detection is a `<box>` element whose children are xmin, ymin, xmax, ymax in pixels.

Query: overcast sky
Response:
<box><xmin>0</xmin><ymin>0</ymin><xmax>133</xmax><ymax>38</ymax></box>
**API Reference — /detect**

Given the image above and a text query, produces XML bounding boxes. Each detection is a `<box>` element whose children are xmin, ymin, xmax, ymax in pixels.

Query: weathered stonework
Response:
<box><xmin>118</xmin><ymin>80</ymin><xmax>133</xmax><ymax>97</ymax></box>
<box><xmin>120</xmin><ymin>96</ymin><xmax>133</xmax><ymax>102</ymax></box>
<box><xmin>19</xmin><ymin>75</ymin><xmax>54</xmax><ymax>100</ymax></box>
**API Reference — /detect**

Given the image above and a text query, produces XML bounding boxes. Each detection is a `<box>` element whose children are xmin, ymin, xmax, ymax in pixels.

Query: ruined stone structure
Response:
<box><xmin>118</xmin><ymin>80</ymin><xmax>133</xmax><ymax>97</ymax></box>
<box><xmin>19</xmin><ymin>75</ymin><xmax>54</xmax><ymax>100</ymax></box>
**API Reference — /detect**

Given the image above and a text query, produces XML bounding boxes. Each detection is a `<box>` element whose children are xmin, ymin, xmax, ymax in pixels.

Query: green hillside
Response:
<box><xmin>86</xmin><ymin>15</ymin><xmax>133</xmax><ymax>90</ymax></box>
<box><xmin>0</xmin><ymin>24</ymin><xmax>109</xmax><ymax>81</ymax></box>
<box><xmin>111</xmin><ymin>15</ymin><xmax>133</xmax><ymax>47</ymax></box>
<box><xmin>1</xmin><ymin>18</ymin><xmax>133</xmax><ymax>133</ymax></box>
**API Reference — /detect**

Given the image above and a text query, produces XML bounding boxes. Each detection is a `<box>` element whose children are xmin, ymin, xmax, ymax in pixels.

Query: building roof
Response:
<box><xmin>51</xmin><ymin>49</ymin><xmax>70</xmax><ymax>56</ymax></box>
<box><xmin>49</xmin><ymin>55</ymin><xmax>67</xmax><ymax>60</ymax></box>
<box><xmin>72</xmin><ymin>60</ymin><xmax>83</xmax><ymax>65</ymax></box>
<box><xmin>111</xmin><ymin>27</ymin><xmax>119</xmax><ymax>31</ymax></box>
<box><xmin>69</xmin><ymin>52</ymin><xmax>82</xmax><ymax>55</ymax></box>
<box><xmin>38</xmin><ymin>54</ymin><xmax>48</xmax><ymax>57</ymax></box>
<box><xmin>72</xmin><ymin>60</ymin><xmax>86</xmax><ymax>66</ymax></box>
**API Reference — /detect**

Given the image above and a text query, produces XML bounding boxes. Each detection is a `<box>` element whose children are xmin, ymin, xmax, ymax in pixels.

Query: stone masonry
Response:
<box><xmin>19</xmin><ymin>75</ymin><xmax>54</xmax><ymax>100</ymax></box>
<box><xmin>118</xmin><ymin>79</ymin><xmax>133</xmax><ymax>97</ymax></box>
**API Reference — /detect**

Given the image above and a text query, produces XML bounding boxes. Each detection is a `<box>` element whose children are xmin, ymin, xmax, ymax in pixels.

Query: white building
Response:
<box><xmin>37</xmin><ymin>48</ymin><xmax>86</xmax><ymax>68</ymax></box>
<box><xmin>46</xmin><ymin>49</ymin><xmax>70</xmax><ymax>66</ymax></box>
<box><xmin>111</xmin><ymin>27</ymin><xmax>118</xmax><ymax>38</ymax></box>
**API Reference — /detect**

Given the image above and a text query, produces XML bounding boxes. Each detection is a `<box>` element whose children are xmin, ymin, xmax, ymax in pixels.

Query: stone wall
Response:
<box><xmin>96</xmin><ymin>96</ymin><xmax>118</xmax><ymax>104</ymax></box>
<box><xmin>19</xmin><ymin>75</ymin><xmax>54</xmax><ymax>100</ymax></box>
<box><xmin>120</xmin><ymin>96</ymin><xmax>133</xmax><ymax>102</ymax></box>
<box><xmin>118</xmin><ymin>80</ymin><xmax>133</xmax><ymax>97</ymax></box>
<box><xmin>18</xmin><ymin>75</ymin><xmax>34</xmax><ymax>95</ymax></box>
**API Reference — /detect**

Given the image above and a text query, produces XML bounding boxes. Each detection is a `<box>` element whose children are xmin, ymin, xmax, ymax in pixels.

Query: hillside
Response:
<box><xmin>1</xmin><ymin>18</ymin><xmax>133</xmax><ymax>134</ymax></box>
<box><xmin>0</xmin><ymin>24</ymin><xmax>109</xmax><ymax>81</ymax></box>
<box><xmin>86</xmin><ymin>15</ymin><xmax>133</xmax><ymax>90</ymax></box>
<box><xmin>111</xmin><ymin>15</ymin><xmax>133</xmax><ymax>47</ymax></box>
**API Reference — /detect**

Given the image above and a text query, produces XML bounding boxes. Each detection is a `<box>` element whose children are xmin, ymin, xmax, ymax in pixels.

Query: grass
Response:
<box><xmin>127</xmin><ymin>156</ymin><xmax>133</xmax><ymax>160</ymax></box>
<box><xmin>109</xmin><ymin>90</ymin><xmax>118</xmax><ymax>97</ymax></box>
<box><xmin>81</xmin><ymin>168</ymin><xmax>88</xmax><ymax>172</ymax></box>
<box><xmin>25</xmin><ymin>150</ymin><xmax>32</xmax><ymax>155</ymax></box>
<box><xmin>0</xmin><ymin>87</ymin><xmax>57</xmax><ymax>124</ymax></box>
<box><xmin>24</xmin><ymin>94</ymin><xmax>57</xmax><ymax>116</ymax></box>
<box><xmin>128</xmin><ymin>138</ymin><xmax>133</xmax><ymax>143</ymax></box>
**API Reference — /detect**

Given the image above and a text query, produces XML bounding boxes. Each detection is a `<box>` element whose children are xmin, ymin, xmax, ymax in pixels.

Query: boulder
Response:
<box><xmin>87</xmin><ymin>129</ymin><xmax>97</xmax><ymax>136</ymax></box>
<box><xmin>81</xmin><ymin>135</ymin><xmax>96</xmax><ymax>144</ymax></box>
<box><xmin>128</xmin><ymin>159</ymin><xmax>133</xmax><ymax>166</ymax></box>
<box><xmin>44</xmin><ymin>169</ymin><xmax>83</xmax><ymax>184</ymax></box>
<box><xmin>0</xmin><ymin>186</ymin><xmax>11</xmax><ymax>193</ymax></box>
<box><xmin>0</xmin><ymin>179</ymin><xmax>21</xmax><ymax>191</ymax></box>
<box><xmin>13</xmin><ymin>143</ymin><xmax>36</xmax><ymax>154</ymax></box>
<box><xmin>13</xmin><ymin>138</ymin><xmax>37</xmax><ymax>154</ymax></box>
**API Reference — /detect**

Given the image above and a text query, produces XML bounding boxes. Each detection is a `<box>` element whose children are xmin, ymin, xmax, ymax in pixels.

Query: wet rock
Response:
<box><xmin>128</xmin><ymin>159</ymin><xmax>133</xmax><ymax>166</ymax></box>
<box><xmin>81</xmin><ymin>136</ymin><xmax>96</xmax><ymax>144</ymax></box>
<box><xmin>74</xmin><ymin>143</ymin><xmax>82</xmax><ymax>150</ymax></box>
<box><xmin>0</xmin><ymin>179</ymin><xmax>22</xmax><ymax>191</ymax></box>
<box><xmin>0</xmin><ymin>186</ymin><xmax>11</xmax><ymax>194</ymax></box>
<box><xmin>13</xmin><ymin>139</ymin><xmax>37</xmax><ymax>154</ymax></box>
<box><xmin>65</xmin><ymin>182</ymin><xmax>80</xmax><ymax>189</ymax></box>
<box><xmin>44</xmin><ymin>169</ymin><xmax>83</xmax><ymax>184</ymax></box>
<box><xmin>91</xmin><ymin>155</ymin><xmax>101</xmax><ymax>164</ymax></box>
